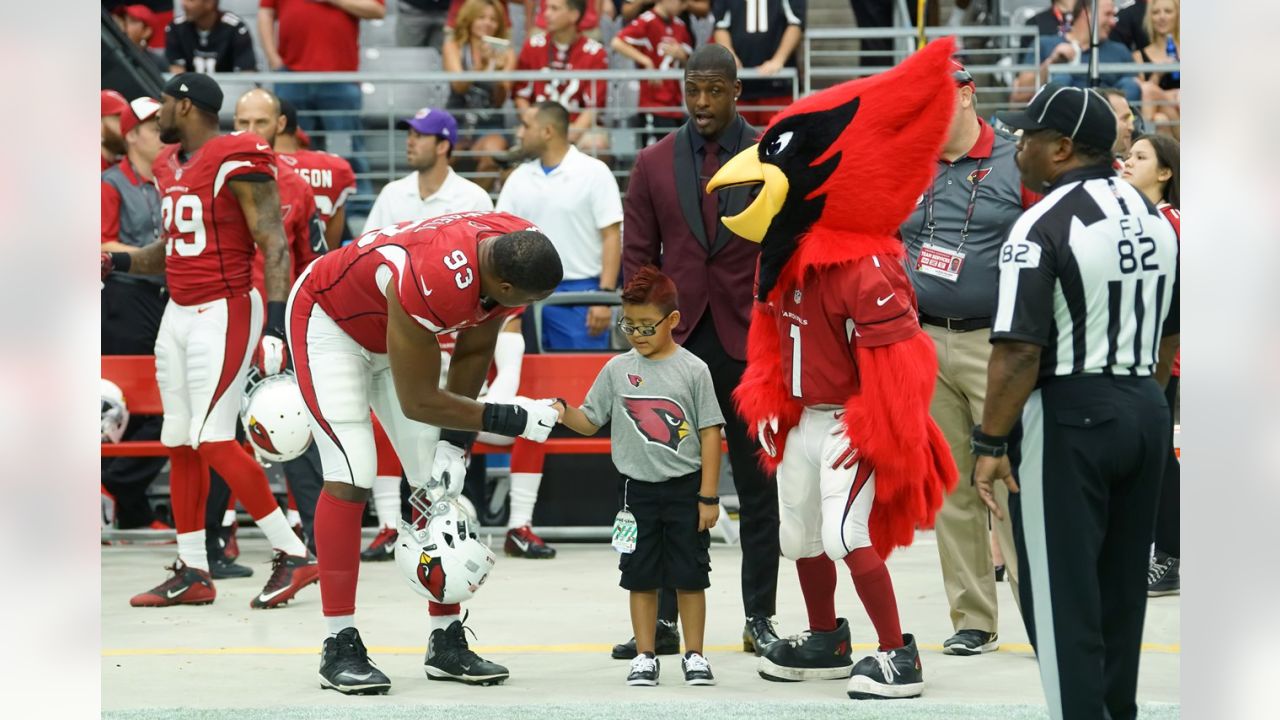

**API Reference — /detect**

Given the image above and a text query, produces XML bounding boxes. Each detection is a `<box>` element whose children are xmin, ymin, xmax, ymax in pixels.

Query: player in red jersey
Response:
<box><xmin>289</xmin><ymin>210</ymin><xmax>563</xmax><ymax>695</ymax></box>
<box><xmin>611</xmin><ymin>0</ymin><xmax>694</xmax><ymax>146</ymax></box>
<box><xmin>274</xmin><ymin>99</ymin><xmax>357</xmax><ymax>251</ymax></box>
<box><xmin>514</xmin><ymin>0</ymin><xmax>608</xmax><ymax>148</ymax></box>
<box><xmin>101</xmin><ymin>73</ymin><xmax>319</xmax><ymax>610</ymax></box>
<box><xmin>233</xmin><ymin>88</ymin><xmax>327</xmax><ymax>292</ymax></box>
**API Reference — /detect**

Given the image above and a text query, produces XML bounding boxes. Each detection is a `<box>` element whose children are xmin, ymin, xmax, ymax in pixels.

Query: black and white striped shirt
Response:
<box><xmin>991</xmin><ymin>164</ymin><xmax>1179</xmax><ymax>379</ymax></box>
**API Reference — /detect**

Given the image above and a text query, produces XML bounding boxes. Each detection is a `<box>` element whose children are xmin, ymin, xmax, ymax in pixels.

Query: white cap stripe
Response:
<box><xmin>1035</xmin><ymin>86</ymin><xmax>1073</xmax><ymax>124</ymax></box>
<box><xmin>1070</xmin><ymin>87</ymin><xmax>1089</xmax><ymax>140</ymax></box>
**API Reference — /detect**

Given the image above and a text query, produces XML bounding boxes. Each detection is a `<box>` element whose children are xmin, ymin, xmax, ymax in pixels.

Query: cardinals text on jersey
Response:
<box><xmin>152</xmin><ymin>132</ymin><xmax>276</xmax><ymax>305</ymax></box>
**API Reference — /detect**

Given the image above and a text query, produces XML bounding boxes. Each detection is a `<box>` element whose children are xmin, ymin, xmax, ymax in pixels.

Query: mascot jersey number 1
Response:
<box><xmin>707</xmin><ymin>38</ymin><xmax>960</xmax><ymax>700</ymax></box>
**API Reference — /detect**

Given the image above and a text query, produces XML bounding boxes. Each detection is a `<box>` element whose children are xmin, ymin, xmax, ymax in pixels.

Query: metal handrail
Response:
<box><xmin>202</xmin><ymin>68</ymin><xmax>798</xmax><ymax>86</ymax></box>
<box><xmin>530</xmin><ymin>291</ymin><xmax>623</xmax><ymax>354</ymax></box>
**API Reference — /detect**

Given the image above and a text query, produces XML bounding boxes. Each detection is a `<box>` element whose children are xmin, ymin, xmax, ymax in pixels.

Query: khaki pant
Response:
<box><xmin>926</xmin><ymin>324</ymin><xmax>1022</xmax><ymax>634</ymax></box>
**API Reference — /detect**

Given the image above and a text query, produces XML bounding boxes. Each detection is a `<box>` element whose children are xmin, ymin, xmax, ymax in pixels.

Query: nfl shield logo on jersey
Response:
<box><xmin>793</xmin><ymin>289</ymin><xmax>802</xmax><ymax>304</ymax></box>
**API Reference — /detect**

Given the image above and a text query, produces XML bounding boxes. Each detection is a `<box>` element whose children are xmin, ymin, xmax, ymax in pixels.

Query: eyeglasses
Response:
<box><xmin>953</xmin><ymin>67</ymin><xmax>975</xmax><ymax>87</ymax></box>
<box><xmin>617</xmin><ymin>311</ymin><xmax>674</xmax><ymax>337</ymax></box>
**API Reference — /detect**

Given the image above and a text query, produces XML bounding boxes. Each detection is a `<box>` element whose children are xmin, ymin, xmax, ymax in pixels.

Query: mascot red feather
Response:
<box><xmin>707</xmin><ymin>38</ymin><xmax>960</xmax><ymax>700</ymax></box>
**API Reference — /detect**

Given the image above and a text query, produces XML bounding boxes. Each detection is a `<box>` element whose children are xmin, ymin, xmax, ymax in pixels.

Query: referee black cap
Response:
<box><xmin>162</xmin><ymin>73</ymin><xmax>223</xmax><ymax>114</ymax></box>
<box><xmin>996</xmin><ymin>83</ymin><xmax>1116</xmax><ymax>154</ymax></box>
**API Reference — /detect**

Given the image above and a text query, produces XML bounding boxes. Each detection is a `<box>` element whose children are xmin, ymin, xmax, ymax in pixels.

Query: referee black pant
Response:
<box><xmin>1009</xmin><ymin>376</ymin><xmax>1170</xmax><ymax>720</ymax></box>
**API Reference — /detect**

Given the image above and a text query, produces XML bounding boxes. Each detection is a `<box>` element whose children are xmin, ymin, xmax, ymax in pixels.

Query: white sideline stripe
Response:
<box><xmin>1020</xmin><ymin>390</ymin><xmax>1063</xmax><ymax>720</ymax></box>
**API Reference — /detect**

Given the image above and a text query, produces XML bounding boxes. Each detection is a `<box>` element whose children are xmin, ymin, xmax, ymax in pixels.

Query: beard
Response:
<box><xmin>102</xmin><ymin>129</ymin><xmax>126</xmax><ymax>156</ymax></box>
<box><xmin>159</xmin><ymin>125</ymin><xmax>181</xmax><ymax>144</ymax></box>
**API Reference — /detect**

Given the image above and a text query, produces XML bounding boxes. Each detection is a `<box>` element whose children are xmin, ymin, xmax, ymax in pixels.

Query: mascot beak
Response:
<box><xmin>706</xmin><ymin>144</ymin><xmax>790</xmax><ymax>243</ymax></box>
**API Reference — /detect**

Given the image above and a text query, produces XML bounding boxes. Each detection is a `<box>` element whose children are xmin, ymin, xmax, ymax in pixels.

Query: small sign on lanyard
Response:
<box><xmin>612</xmin><ymin>510</ymin><xmax>637</xmax><ymax>554</ymax></box>
<box><xmin>917</xmin><ymin>242</ymin><xmax>967</xmax><ymax>282</ymax></box>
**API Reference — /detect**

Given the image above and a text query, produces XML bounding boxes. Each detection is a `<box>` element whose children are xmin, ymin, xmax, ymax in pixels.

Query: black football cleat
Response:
<box><xmin>319</xmin><ymin>628</ymin><xmax>391</xmax><ymax>695</ymax></box>
<box><xmin>425</xmin><ymin>613</ymin><xmax>510</xmax><ymax>686</ymax></box>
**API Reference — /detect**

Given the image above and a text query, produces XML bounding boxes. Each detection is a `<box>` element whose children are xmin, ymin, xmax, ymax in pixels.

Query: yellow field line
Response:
<box><xmin>102</xmin><ymin>642</ymin><xmax>1180</xmax><ymax>657</ymax></box>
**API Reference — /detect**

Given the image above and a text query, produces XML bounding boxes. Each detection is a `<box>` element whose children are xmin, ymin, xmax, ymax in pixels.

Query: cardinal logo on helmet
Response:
<box><xmin>246</xmin><ymin>415</ymin><xmax>279</xmax><ymax>455</ymax></box>
<box><xmin>622</xmin><ymin>396</ymin><xmax>690</xmax><ymax>453</ymax></box>
<box><xmin>416</xmin><ymin>551</ymin><xmax>446</xmax><ymax>601</ymax></box>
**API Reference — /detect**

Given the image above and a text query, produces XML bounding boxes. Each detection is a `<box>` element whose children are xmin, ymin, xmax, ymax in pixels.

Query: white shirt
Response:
<box><xmin>495</xmin><ymin>146</ymin><xmax>623</xmax><ymax>281</ymax></box>
<box><xmin>362</xmin><ymin>167</ymin><xmax>493</xmax><ymax>234</ymax></box>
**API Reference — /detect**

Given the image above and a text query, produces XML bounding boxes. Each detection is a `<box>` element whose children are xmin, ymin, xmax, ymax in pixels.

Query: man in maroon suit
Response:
<box><xmin>620</xmin><ymin>44</ymin><xmax>782</xmax><ymax>660</ymax></box>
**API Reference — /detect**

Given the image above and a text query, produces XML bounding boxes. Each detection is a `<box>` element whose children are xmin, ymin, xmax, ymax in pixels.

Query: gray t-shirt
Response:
<box><xmin>582</xmin><ymin>346</ymin><xmax>725</xmax><ymax>482</ymax></box>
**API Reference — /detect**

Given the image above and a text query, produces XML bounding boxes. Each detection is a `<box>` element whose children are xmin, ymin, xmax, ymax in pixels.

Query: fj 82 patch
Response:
<box><xmin>999</xmin><ymin>240</ymin><xmax>1042</xmax><ymax>269</ymax></box>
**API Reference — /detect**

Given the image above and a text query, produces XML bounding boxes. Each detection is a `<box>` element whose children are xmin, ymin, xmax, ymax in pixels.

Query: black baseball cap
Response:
<box><xmin>162</xmin><ymin>73</ymin><xmax>223</xmax><ymax>115</ymax></box>
<box><xmin>996</xmin><ymin>83</ymin><xmax>1117</xmax><ymax>154</ymax></box>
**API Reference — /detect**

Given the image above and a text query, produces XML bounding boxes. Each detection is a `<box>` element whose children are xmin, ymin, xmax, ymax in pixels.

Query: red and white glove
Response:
<box><xmin>757</xmin><ymin>417</ymin><xmax>780</xmax><ymax>458</ymax></box>
<box><xmin>254</xmin><ymin>334</ymin><xmax>289</xmax><ymax>377</ymax></box>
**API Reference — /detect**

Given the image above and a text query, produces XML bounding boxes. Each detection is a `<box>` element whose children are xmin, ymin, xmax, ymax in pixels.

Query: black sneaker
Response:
<box><xmin>682</xmin><ymin>652</ymin><xmax>715</xmax><ymax>686</ymax></box>
<box><xmin>360</xmin><ymin>527</ymin><xmax>398</xmax><ymax>562</ymax></box>
<box><xmin>1148</xmin><ymin>551</ymin><xmax>1180</xmax><ymax>597</ymax></box>
<box><xmin>612</xmin><ymin>619</ymin><xmax>680</xmax><ymax>659</ymax></box>
<box><xmin>743</xmin><ymin>615</ymin><xmax>780</xmax><ymax>655</ymax></box>
<box><xmin>424</xmin><ymin>613</ymin><xmax>510</xmax><ymax>686</ymax></box>
<box><xmin>208</xmin><ymin>552</ymin><xmax>254</xmax><ymax>579</ymax></box>
<box><xmin>757</xmin><ymin>617</ymin><xmax>854</xmax><ymax>682</ymax></box>
<box><xmin>846</xmin><ymin>633</ymin><xmax>925</xmax><ymax>699</ymax></box>
<box><xmin>318</xmin><ymin>628</ymin><xmax>391</xmax><ymax>695</ymax></box>
<box><xmin>942</xmin><ymin>629</ymin><xmax>999</xmax><ymax>656</ymax></box>
<box><xmin>627</xmin><ymin>654</ymin><xmax>660</xmax><ymax>686</ymax></box>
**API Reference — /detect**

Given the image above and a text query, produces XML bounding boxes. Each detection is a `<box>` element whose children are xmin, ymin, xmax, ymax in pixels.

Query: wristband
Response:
<box><xmin>971</xmin><ymin>425</ymin><xmax>1009</xmax><ymax>458</ymax></box>
<box><xmin>111</xmin><ymin>252</ymin><xmax>132</xmax><ymax>273</ymax></box>
<box><xmin>265</xmin><ymin>301</ymin><xmax>287</xmax><ymax>339</ymax></box>
<box><xmin>481</xmin><ymin>402</ymin><xmax>529</xmax><ymax>438</ymax></box>
<box><xmin>439</xmin><ymin>429</ymin><xmax>478</xmax><ymax>450</ymax></box>
<box><xmin>696</xmin><ymin>494</ymin><xmax>719</xmax><ymax>506</ymax></box>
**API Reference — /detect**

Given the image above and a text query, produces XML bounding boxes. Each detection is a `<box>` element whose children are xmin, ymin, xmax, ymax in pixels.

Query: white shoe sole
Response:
<box><xmin>318</xmin><ymin>673</ymin><xmax>391</xmax><ymax>695</ymax></box>
<box><xmin>686</xmin><ymin>678</ymin><xmax>716</xmax><ymax>686</ymax></box>
<box><xmin>943</xmin><ymin>639</ymin><xmax>1000</xmax><ymax>656</ymax></box>
<box><xmin>846</xmin><ymin>678</ymin><xmax>924</xmax><ymax>699</ymax></box>
<box><xmin>757</xmin><ymin>656</ymin><xmax>853</xmax><ymax>682</ymax></box>
<box><xmin>425</xmin><ymin>665</ymin><xmax>509</xmax><ymax>686</ymax></box>
<box><xmin>1148</xmin><ymin>588</ymin><xmax>1179</xmax><ymax>597</ymax></box>
<box><xmin>627</xmin><ymin>678</ymin><xmax>658</xmax><ymax>686</ymax></box>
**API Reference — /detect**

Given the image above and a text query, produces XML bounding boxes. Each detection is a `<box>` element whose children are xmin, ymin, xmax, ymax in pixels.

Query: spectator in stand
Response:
<box><xmin>448</xmin><ymin>0</ymin><xmax>537</xmax><ymax>49</ymax></box>
<box><xmin>1023</xmin><ymin>0</ymin><xmax>1075</xmax><ymax>50</ymax></box>
<box><xmin>611</xmin><ymin>0</ymin><xmax>694</xmax><ymax>148</ymax></box>
<box><xmin>712</xmin><ymin>0</ymin><xmax>804</xmax><ymax>126</ymax></box>
<box><xmin>1110</xmin><ymin>0</ymin><xmax>1147</xmax><ymax>52</ymax></box>
<box><xmin>165</xmin><ymin>0</ymin><xmax>258</xmax><ymax>74</ymax></box>
<box><xmin>363</xmin><ymin>108</ymin><xmax>494</xmax><ymax>233</ymax></box>
<box><xmin>102</xmin><ymin>90</ymin><xmax>130</xmax><ymax>171</ymax></box>
<box><xmin>621</xmin><ymin>0</ymin><xmax>713</xmax><ymax>47</ymax></box>
<box><xmin>497</xmin><ymin>101</ymin><xmax>622</xmax><ymax>350</ymax></box>
<box><xmin>1120</xmin><ymin>133</ymin><xmax>1180</xmax><ymax>597</ymax></box>
<box><xmin>112</xmin><ymin>5</ymin><xmax>170</xmax><ymax>72</ymax></box>
<box><xmin>396</xmin><ymin>0</ymin><xmax>452</xmax><ymax>49</ymax></box>
<box><xmin>514</xmin><ymin>0</ymin><xmax>611</xmax><ymax>153</ymax></box>
<box><xmin>105</xmin><ymin>0</ymin><xmax>174</xmax><ymax>50</ymax></box>
<box><xmin>532</xmin><ymin>0</ymin><xmax>609</xmax><ymax>41</ymax></box>
<box><xmin>444</xmin><ymin>0</ymin><xmax>518</xmax><ymax>192</ymax></box>
<box><xmin>102</xmin><ymin>97</ymin><xmax>171</xmax><ymax>534</ymax></box>
<box><xmin>1100</xmin><ymin>87</ymin><xmax>1135</xmax><ymax>164</ymax></box>
<box><xmin>275</xmin><ymin>100</ymin><xmax>359</xmax><ymax>250</ymax></box>
<box><xmin>1133</xmin><ymin>0</ymin><xmax>1179</xmax><ymax>136</ymax></box>
<box><xmin>1012</xmin><ymin>0</ymin><xmax>1141</xmax><ymax>105</ymax></box>
<box><xmin>258</xmin><ymin>0</ymin><xmax>387</xmax><ymax>205</ymax></box>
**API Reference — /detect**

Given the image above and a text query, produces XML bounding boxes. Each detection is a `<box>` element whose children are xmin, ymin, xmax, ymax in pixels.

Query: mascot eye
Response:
<box><xmin>765</xmin><ymin>131</ymin><xmax>794</xmax><ymax>157</ymax></box>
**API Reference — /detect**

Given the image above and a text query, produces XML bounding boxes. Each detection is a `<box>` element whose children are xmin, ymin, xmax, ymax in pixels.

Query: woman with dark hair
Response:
<box><xmin>443</xmin><ymin>0</ymin><xmax>517</xmax><ymax>191</ymax></box>
<box><xmin>1122</xmin><ymin>133</ymin><xmax>1181</xmax><ymax>596</ymax></box>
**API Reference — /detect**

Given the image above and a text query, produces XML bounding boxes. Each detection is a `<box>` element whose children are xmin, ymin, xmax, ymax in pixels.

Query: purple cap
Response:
<box><xmin>397</xmin><ymin>107</ymin><xmax>457</xmax><ymax>142</ymax></box>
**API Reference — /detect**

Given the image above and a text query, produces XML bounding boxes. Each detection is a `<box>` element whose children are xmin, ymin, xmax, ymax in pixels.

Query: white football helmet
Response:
<box><xmin>241</xmin><ymin>371</ymin><xmax>313</xmax><ymax>463</ymax></box>
<box><xmin>394</xmin><ymin>491</ymin><xmax>496</xmax><ymax>604</ymax></box>
<box><xmin>101</xmin><ymin>379</ymin><xmax>129</xmax><ymax>444</ymax></box>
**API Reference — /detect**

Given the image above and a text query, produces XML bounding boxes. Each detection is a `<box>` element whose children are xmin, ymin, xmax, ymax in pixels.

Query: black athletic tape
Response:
<box><xmin>481</xmin><ymin>402</ymin><xmax>529</xmax><ymax>438</ymax></box>
<box><xmin>111</xmin><ymin>252</ymin><xmax>132</xmax><ymax>273</ymax></box>
<box><xmin>439</xmin><ymin>429</ymin><xmax>478</xmax><ymax>450</ymax></box>
<box><xmin>265</xmin><ymin>301</ymin><xmax>287</xmax><ymax>340</ymax></box>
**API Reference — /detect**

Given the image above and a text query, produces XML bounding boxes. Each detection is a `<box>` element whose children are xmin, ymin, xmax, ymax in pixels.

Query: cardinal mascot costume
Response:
<box><xmin>707</xmin><ymin>38</ymin><xmax>960</xmax><ymax>700</ymax></box>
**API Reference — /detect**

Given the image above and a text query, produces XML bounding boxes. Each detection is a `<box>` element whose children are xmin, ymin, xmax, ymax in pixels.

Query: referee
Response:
<box><xmin>972</xmin><ymin>84</ymin><xmax>1180</xmax><ymax>720</ymax></box>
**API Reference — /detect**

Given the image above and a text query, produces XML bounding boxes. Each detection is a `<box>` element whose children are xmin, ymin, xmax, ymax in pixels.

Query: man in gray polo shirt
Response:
<box><xmin>901</xmin><ymin>64</ymin><xmax>1036</xmax><ymax>656</ymax></box>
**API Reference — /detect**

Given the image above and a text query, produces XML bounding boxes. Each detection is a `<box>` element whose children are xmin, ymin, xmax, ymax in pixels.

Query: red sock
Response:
<box><xmin>196</xmin><ymin>440</ymin><xmax>279</xmax><ymax>520</ymax></box>
<box><xmin>428</xmin><ymin>602</ymin><xmax>461</xmax><ymax>616</ymax></box>
<box><xmin>168</xmin><ymin>446</ymin><xmax>209</xmax><ymax>533</ymax></box>
<box><xmin>315</xmin><ymin>491</ymin><xmax>365</xmax><ymax>618</ymax></box>
<box><xmin>510</xmin><ymin>438</ymin><xmax>545</xmax><ymax>473</ymax></box>
<box><xmin>844</xmin><ymin>547</ymin><xmax>904</xmax><ymax>650</ymax></box>
<box><xmin>795</xmin><ymin>555</ymin><xmax>838</xmax><ymax>633</ymax></box>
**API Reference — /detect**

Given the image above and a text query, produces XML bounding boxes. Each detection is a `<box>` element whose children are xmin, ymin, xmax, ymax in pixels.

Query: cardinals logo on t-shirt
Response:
<box><xmin>627</xmin><ymin>374</ymin><xmax>643</xmax><ymax>387</ymax></box>
<box><xmin>623</xmin><ymin>396</ymin><xmax>690</xmax><ymax>452</ymax></box>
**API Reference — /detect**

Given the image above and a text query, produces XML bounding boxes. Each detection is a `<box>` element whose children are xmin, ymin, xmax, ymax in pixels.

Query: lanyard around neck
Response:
<box><xmin>923</xmin><ymin>159</ymin><xmax>988</xmax><ymax>251</ymax></box>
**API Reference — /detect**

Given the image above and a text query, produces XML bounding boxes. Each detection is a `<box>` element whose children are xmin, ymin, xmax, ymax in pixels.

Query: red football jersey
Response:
<box><xmin>616</xmin><ymin>11</ymin><xmax>693</xmax><ymax>117</ymax></box>
<box><xmin>298</xmin><ymin>211</ymin><xmax>534</xmax><ymax>354</ymax></box>
<box><xmin>772</xmin><ymin>255</ymin><xmax>922</xmax><ymax>406</ymax></box>
<box><xmin>252</xmin><ymin>160</ymin><xmax>322</xmax><ymax>297</ymax></box>
<box><xmin>533</xmin><ymin>0</ymin><xmax>601</xmax><ymax>31</ymax></box>
<box><xmin>278</xmin><ymin>149</ymin><xmax>357</xmax><ymax>222</ymax></box>
<box><xmin>153</xmin><ymin>132</ymin><xmax>276</xmax><ymax>305</ymax></box>
<box><xmin>514</xmin><ymin>33</ymin><xmax>608</xmax><ymax>121</ymax></box>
